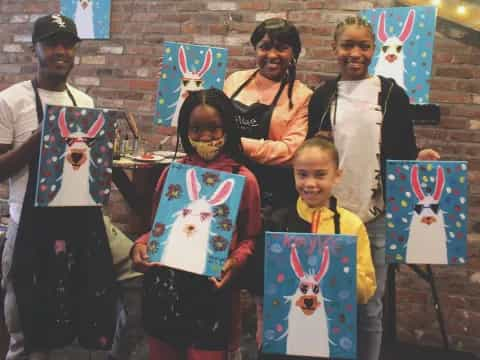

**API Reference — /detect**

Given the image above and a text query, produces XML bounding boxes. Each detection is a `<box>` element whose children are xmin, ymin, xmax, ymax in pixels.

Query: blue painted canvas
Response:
<box><xmin>153</xmin><ymin>41</ymin><xmax>228</xmax><ymax>127</ymax></box>
<box><xmin>263</xmin><ymin>232</ymin><xmax>357</xmax><ymax>359</ymax></box>
<box><xmin>385</xmin><ymin>160</ymin><xmax>468</xmax><ymax>264</ymax></box>
<box><xmin>360</xmin><ymin>6</ymin><xmax>437</xmax><ymax>104</ymax></box>
<box><xmin>35</xmin><ymin>105</ymin><xmax>119</xmax><ymax>207</ymax></box>
<box><xmin>147</xmin><ymin>163</ymin><xmax>245</xmax><ymax>277</ymax></box>
<box><xmin>61</xmin><ymin>0</ymin><xmax>111</xmax><ymax>39</ymax></box>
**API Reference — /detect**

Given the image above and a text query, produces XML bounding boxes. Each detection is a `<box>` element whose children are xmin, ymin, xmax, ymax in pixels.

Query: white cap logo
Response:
<box><xmin>51</xmin><ymin>14</ymin><xmax>66</xmax><ymax>28</ymax></box>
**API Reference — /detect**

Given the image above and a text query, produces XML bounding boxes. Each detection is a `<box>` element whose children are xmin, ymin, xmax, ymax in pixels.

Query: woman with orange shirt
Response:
<box><xmin>223</xmin><ymin>18</ymin><xmax>313</xmax><ymax>209</ymax></box>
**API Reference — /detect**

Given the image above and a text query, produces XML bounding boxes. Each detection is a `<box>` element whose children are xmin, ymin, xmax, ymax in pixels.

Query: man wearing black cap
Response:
<box><xmin>0</xmin><ymin>14</ymin><xmax>94</xmax><ymax>360</ymax></box>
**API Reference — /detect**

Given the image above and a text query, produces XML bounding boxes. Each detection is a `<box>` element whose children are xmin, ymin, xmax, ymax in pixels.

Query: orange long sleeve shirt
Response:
<box><xmin>224</xmin><ymin>69</ymin><xmax>313</xmax><ymax>166</ymax></box>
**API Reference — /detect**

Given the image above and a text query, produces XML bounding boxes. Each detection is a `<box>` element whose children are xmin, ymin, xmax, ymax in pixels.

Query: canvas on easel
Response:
<box><xmin>147</xmin><ymin>163</ymin><xmax>245</xmax><ymax>277</ymax></box>
<box><xmin>385</xmin><ymin>160</ymin><xmax>468</xmax><ymax>264</ymax></box>
<box><xmin>60</xmin><ymin>0</ymin><xmax>112</xmax><ymax>39</ymax></box>
<box><xmin>153</xmin><ymin>41</ymin><xmax>228</xmax><ymax>127</ymax></box>
<box><xmin>35</xmin><ymin>105</ymin><xmax>118</xmax><ymax>207</ymax></box>
<box><xmin>263</xmin><ymin>232</ymin><xmax>357</xmax><ymax>359</ymax></box>
<box><xmin>360</xmin><ymin>6</ymin><xmax>437</xmax><ymax>104</ymax></box>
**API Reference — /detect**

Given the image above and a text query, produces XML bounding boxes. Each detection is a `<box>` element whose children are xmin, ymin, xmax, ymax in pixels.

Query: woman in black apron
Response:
<box><xmin>11</xmin><ymin>79</ymin><xmax>117</xmax><ymax>354</ymax></box>
<box><xmin>224</xmin><ymin>19</ymin><xmax>313</xmax><ymax>295</ymax></box>
<box><xmin>224</xmin><ymin>18</ymin><xmax>313</xmax><ymax>209</ymax></box>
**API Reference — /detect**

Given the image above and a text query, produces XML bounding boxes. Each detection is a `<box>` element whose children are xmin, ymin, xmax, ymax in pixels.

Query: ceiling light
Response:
<box><xmin>457</xmin><ymin>5</ymin><xmax>467</xmax><ymax>15</ymax></box>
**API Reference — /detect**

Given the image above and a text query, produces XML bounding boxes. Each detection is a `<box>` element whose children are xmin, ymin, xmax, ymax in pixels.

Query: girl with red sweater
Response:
<box><xmin>131</xmin><ymin>88</ymin><xmax>262</xmax><ymax>360</ymax></box>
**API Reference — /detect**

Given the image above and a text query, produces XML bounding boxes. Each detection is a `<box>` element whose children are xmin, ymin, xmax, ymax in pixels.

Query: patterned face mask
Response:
<box><xmin>188</xmin><ymin>136</ymin><xmax>226</xmax><ymax>161</ymax></box>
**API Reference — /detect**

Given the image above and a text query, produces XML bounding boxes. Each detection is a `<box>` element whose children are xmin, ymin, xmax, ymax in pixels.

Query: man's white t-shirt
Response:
<box><xmin>331</xmin><ymin>76</ymin><xmax>384</xmax><ymax>223</ymax></box>
<box><xmin>0</xmin><ymin>80</ymin><xmax>94</xmax><ymax>223</ymax></box>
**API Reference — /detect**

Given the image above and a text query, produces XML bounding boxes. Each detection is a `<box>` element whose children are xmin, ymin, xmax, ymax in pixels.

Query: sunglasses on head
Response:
<box><xmin>263</xmin><ymin>18</ymin><xmax>288</xmax><ymax>30</ymax></box>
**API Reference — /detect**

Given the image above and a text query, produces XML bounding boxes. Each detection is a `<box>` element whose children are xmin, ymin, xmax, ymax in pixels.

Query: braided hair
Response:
<box><xmin>333</xmin><ymin>15</ymin><xmax>375</xmax><ymax>43</ymax></box>
<box><xmin>293</xmin><ymin>135</ymin><xmax>339</xmax><ymax>169</ymax></box>
<box><xmin>177</xmin><ymin>88</ymin><xmax>244</xmax><ymax>163</ymax></box>
<box><xmin>250</xmin><ymin>18</ymin><xmax>301</xmax><ymax>109</ymax></box>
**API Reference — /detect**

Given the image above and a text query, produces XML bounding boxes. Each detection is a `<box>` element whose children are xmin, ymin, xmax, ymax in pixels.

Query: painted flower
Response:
<box><xmin>214</xmin><ymin>204</ymin><xmax>230</xmax><ymax>218</ymax></box>
<box><xmin>152</xmin><ymin>223</ymin><xmax>165</xmax><ymax>237</ymax></box>
<box><xmin>148</xmin><ymin>240</ymin><xmax>159</xmax><ymax>255</ymax></box>
<box><xmin>217</xmin><ymin>218</ymin><xmax>233</xmax><ymax>231</ymax></box>
<box><xmin>210</xmin><ymin>235</ymin><xmax>228</xmax><ymax>252</ymax></box>
<box><xmin>202</xmin><ymin>172</ymin><xmax>220</xmax><ymax>186</ymax></box>
<box><xmin>166</xmin><ymin>184</ymin><xmax>182</xmax><ymax>200</ymax></box>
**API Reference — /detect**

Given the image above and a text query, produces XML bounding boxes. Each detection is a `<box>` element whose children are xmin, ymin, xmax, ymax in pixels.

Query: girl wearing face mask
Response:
<box><xmin>224</xmin><ymin>18</ymin><xmax>313</xmax><ymax>210</ymax></box>
<box><xmin>130</xmin><ymin>88</ymin><xmax>261</xmax><ymax>360</ymax></box>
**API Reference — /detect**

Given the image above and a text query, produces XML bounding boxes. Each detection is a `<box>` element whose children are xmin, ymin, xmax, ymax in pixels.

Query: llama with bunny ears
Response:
<box><xmin>154</xmin><ymin>42</ymin><xmax>228</xmax><ymax>126</ymax></box>
<box><xmin>48</xmin><ymin>108</ymin><xmax>105</xmax><ymax>207</ymax></box>
<box><xmin>285</xmin><ymin>244</ymin><xmax>331</xmax><ymax>357</ymax></box>
<box><xmin>167</xmin><ymin>45</ymin><xmax>213</xmax><ymax>127</ymax></box>
<box><xmin>160</xmin><ymin>167</ymin><xmax>235</xmax><ymax>275</ymax></box>
<box><xmin>406</xmin><ymin>164</ymin><xmax>448</xmax><ymax>264</ymax></box>
<box><xmin>374</xmin><ymin>8</ymin><xmax>415</xmax><ymax>90</ymax></box>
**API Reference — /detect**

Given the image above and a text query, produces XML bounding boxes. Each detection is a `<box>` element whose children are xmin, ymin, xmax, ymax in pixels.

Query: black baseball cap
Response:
<box><xmin>32</xmin><ymin>13</ymin><xmax>80</xmax><ymax>43</ymax></box>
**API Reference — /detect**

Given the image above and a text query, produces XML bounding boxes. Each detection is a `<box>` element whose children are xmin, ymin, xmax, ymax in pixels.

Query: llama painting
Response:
<box><xmin>35</xmin><ymin>105</ymin><xmax>118</xmax><ymax>207</ymax></box>
<box><xmin>154</xmin><ymin>42</ymin><xmax>228</xmax><ymax>127</ymax></box>
<box><xmin>61</xmin><ymin>0</ymin><xmax>112</xmax><ymax>39</ymax></box>
<box><xmin>147</xmin><ymin>163</ymin><xmax>245</xmax><ymax>277</ymax></box>
<box><xmin>385</xmin><ymin>160</ymin><xmax>468</xmax><ymax>265</ymax></box>
<box><xmin>360</xmin><ymin>6</ymin><xmax>437</xmax><ymax>104</ymax></box>
<box><xmin>74</xmin><ymin>0</ymin><xmax>95</xmax><ymax>38</ymax></box>
<box><xmin>263</xmin><ymin>232</ymin><xmax>357</xmax><ymax>359</ymax></box>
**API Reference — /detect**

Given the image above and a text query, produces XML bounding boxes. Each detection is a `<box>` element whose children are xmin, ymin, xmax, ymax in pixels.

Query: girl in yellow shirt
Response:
<box><xmin>257</xmin><ymin>136</ymin><xmax>376</xmax><ymax>359</ymax></box>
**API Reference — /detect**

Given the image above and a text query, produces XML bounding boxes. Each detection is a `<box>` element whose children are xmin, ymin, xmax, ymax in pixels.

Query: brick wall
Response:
<box><xmin>0</xmin><ymin>0</ymin><xmax>479</xmax><ymax>355</ymax></box>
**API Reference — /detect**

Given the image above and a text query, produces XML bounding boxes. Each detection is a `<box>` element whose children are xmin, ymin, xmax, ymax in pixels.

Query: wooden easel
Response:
<box><xmin>383</xmin><ymin>103</ymin><xmax>448</xmax><ymax>348</ymax></box>
<box><xmin>384</xmin><ymin>263</ymin><xmax>449</xmax><ymax>350</ymax></box>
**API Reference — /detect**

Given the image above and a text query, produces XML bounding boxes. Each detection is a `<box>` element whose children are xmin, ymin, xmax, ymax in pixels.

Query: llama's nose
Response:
<box><xmin>304</xmin><ymin>298</ymin><xmax>314</xmax><ymax>309</ymax></box>
<box><xmin>71</xmin><ymin>152</ymin><xmax>83</xmax><ymax>164</ymax></box>
<box><xmin>386</xmin><ymin>54</ymin><xmax>397</xmax><ymax>63</ymax></box>
<box><xmin>422</xmin><ymin>216</ymin><xmax>437</xmax><ymax>225</ymax></box>
<box><xmin>184</xmin><ymin>224</ymin><xmax>196</xmax><ymax>236</ymax></box>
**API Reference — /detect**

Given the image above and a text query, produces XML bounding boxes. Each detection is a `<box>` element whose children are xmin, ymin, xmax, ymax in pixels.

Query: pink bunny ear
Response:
<box><xmin>411</xmin><ymin>165</ymin><xmax>425</xmax><ymax>201</ymax></box>
<box><xmin>377</xmin><ymin>12</ymin><xmax>388</xmax><ymax>43</ymax></box>
<box><xmin>86</xmin><ymin>112</ymin><xmax>105</xmax><ymax>138</ymax></box>
<box><xmin>196</xmin><ymin>48</ymin><xmax>213</xmax><ymax>77</ymax></box>
<box><xmin>432</xmin><ymin>167</ymin><xmax>445</xmax><ymax>201</ymax></box>
<box><xmin>314</xmin><ymin>246</ymin><xmax>330</xmax><ymax>283</ymax></box>
<box><xmin>399</xmin><ymin>9</ymin><xmax>415</xmax><ymax>42</ymax></box>
<box><xmin>178</xmin><ymin>46</ymin><xmax>188</xmax><ymax>75</ymax></box>
<box><xmin>186</xmin><ymin>168</ymin><xmax>201</xmax><ymax>201</ymax></box>
<box><xmin>58</xmin><ymin>108</ymin><xmax>70</xmax><ymax>138</ymax></box>
<box><xmin>290</xmin><ymin>244</ymin><xmax>305</xmax><ymax>279</ymax></box>
<box><xmin>208</xmin><ymin>178</ymin><xmax>234</xmax><ymax>206</ymax></box>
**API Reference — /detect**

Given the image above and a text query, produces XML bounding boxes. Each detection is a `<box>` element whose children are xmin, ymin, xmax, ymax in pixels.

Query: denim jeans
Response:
<box><xmin>357</xmin><ymin>216</ymin><xmax>387</xmax><ymax>360</ymax></box>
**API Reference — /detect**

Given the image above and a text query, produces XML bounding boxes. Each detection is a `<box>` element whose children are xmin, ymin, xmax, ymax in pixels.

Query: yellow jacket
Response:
<box><xmin>297</xmin><ymin>198</ymin><xmax>377</xmax><ymax>304</ymax></box>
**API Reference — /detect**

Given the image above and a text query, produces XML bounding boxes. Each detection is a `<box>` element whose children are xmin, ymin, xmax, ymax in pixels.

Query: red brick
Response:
<box><xmin>435</xmin><ymin>66</ymin><xmax>474</xmax><ymax>79</ymax></box>
<box><xmin>238</xmin><ymin>1</ymin><xmax>270</xmax><ymax>10</ymax></box>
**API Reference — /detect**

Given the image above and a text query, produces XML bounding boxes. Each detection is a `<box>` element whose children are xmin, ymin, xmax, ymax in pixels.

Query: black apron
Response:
<box><xmin>11</xmin><ymin>80</ymin><xmax>117</xmax><ymax>353</ymax></box>
<box><xmin>230</xmin><ymin>70</ymin><xmax>296</xmax><ymax>208</ymax></box>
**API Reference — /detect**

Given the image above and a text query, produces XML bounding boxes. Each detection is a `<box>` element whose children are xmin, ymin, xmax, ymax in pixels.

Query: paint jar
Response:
<box><xmin>121</xmin><ymin>134</ymin><xmax>132</xmax><ymax>155</ymax></box>
<box><xmin>113</xmin><ymin>128</ymin><xmax>121</xmax><ymax>160</ymax></box>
